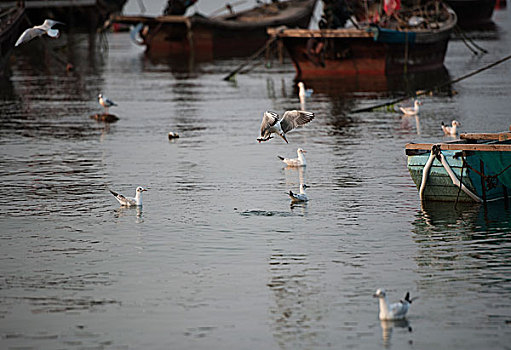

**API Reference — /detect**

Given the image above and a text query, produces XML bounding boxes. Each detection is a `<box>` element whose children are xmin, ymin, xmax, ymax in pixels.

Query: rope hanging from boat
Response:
<box><xmin>351</xmin><ymin>53</ymin><xmax>511</xmax><ymax>114</ymax></box>
<box><xmin>419</xmin><ymin>145</ymin><xmax>482</xmax><ymax>202</ymax></box>
<box><xmin>460</xmin><ymin>155</ymin><xmax>511</xmax><ymax>190</ymax></box>
<box><xmin>222</xmin><ymin>28</ymin><xmax>284</xmax><ymax>81</ymax></box>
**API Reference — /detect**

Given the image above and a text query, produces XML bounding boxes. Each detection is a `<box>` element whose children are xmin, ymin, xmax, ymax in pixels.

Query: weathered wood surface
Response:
<box><xmin>405</xmin><ymin>143</ymin><xmax>511</xmax><ymax>152</ymax></box>
<box><xmin>460</xmin><ymin>132</ymin><xmax>511</xmax><ymax>141</ymax></box>
<box><xmin>267</xmin><ymin>28</ymin><xmax>374</xmax><ymax>38</ymax></box>
<box><xmin>90</xmin><ymin>114</ymin><xmax>119</xmax><ymax>123</ymax></box>
<box><xmin>111</xmin><ymin>15</ymin><xmax>191</xmax><ymax>25</ymax></box>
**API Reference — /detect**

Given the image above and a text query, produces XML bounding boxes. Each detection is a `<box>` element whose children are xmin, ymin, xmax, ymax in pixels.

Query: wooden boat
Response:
<box><xmin>0</xmin><ymin>5</ymin><xmax>25</xmax><ymax>77</ymax></box>
<box><xmin>268</xmin><ymin>2</ymin><xmax>457</xmax><ymax>79</ymax></box>
<box><xmin>445</xmin><ymin>0</ymin><xmax>495</xmax><ymax>28</ymax></box>
<box><xmin>405</xmin><ymin>130</ymin><xmax>511</xmax><ymax>203</ymax></box>
<box><xmin>111</xmin><ymin>0</ymin><xmax>318</xmax><ymax>60</ymax></box>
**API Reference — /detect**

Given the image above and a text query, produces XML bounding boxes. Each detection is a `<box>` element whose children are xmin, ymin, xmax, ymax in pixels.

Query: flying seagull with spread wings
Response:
<box><xmin>15</xmin><ymin>19</ymin><xmax>64</xmax><ymax>47</ymax></box>
<box><xmin>258</xmin><ymin>110</ymin><xmax>315</xmax><ymax>143</ymax></box>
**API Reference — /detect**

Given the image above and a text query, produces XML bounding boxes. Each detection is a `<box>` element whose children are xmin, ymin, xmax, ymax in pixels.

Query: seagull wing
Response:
<box><xmin>106</xmin><ymin>98</ymin><xmax>118</xmax><ymax>106</ymax></box>
<box><xmin>280</xmin><ymin>110</ymin><xmax>315</xmax><ymax>133</ymax></box>
<box><xmin>15</xmin><ymin>28</ymin><xmax>45</xmax><ymax>46</ymax></box>
<box><xmin>389</xmin><ymin>301</ymin><xmax>409</xmax><ymax>319</ymax></box>
<box><xmin>130</xmin><ymin>23</ymin><xmax>145</xmax><ymax>45</ymax></box>
<box><xmin>260</xmin><ymin>111</ymin><xmax>279</xmax><ymax>138</ymax></box>
<box><xmin>110</xmin><ymin>190</ymin><xmax>135</xmax><ymax>206</ymax></box>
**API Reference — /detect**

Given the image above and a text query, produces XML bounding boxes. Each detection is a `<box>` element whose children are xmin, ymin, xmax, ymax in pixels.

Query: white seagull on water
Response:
<box><xmin>278</xmin><ymin>148</ymin><xmax>307</xmax><ymax>167</ymax></box>
<box><xmin>110</xmin><ymin>187</ymin><xmax>147</xmax><ymax>207</ymax></box>
<box><xmin>399</xmin><ymin>99</ymin><xmax>422</xmax><ymax>116</ymax></box>
<box><xmin>15</xmin><ymin>19</ymin><xmax>64</xmax><ymax>47</ymax></box>
<box><xmin>288</xmin><ymin>184</ymin><xmax>309</xmax><ymax>203</ymax></box>
<box><xmin>373</xmin><ymin>288</ymin><xmax>415</xmax><ymax>320</ymax></box>
<box><xmin>258</xmin><ymin>110</ymin><xmax>315</xmax><ymax>143</ymax></box>
<box><xmin>98</xmin><ymin>94</ymin><xmax>118</xmax><ymax>114</ymax></box>
<box><xmin>441</xmin><ymin>120</ymin><xmax>461</xmax><ymax>136</ymax></box>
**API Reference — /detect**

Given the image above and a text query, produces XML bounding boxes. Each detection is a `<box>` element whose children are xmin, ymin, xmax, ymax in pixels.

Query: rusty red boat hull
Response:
<box><xmin>270</xmin><ymin>8</ymin><xmax>457</xmax><ymax>79</ymax></box>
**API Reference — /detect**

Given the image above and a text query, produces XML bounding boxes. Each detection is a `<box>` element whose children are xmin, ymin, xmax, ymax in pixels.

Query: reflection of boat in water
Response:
<box><xmin>269</xmin><ymin>2</ymin><xmax>457</xmax><ymax>79</ymax></box>
<box><xmin>0</xmin><ymin>4</ymin><xmax>25</xmax><ymax>77</ymax></box>
<box><xmin>112</xmin><ymin>0</ymin><xmax>317</xmax><ymax>61</ymax></box>
<box><xmin>445</xmin><ymin>0</ymin><xmax>495</xmax><ymax>28</ymax></box>
<box><xmin>406</xmin><ymin>131</ymin><xmax>511</xmax><ymax>203</ymax></box>
<box><xmin>415</xmin><ymin>200</ymin><xmax>511</xmax><ymax>233</ymax></box>
<box><xmin>296</xmin><ymin>67</ymin><xmax>451</xmax><ymax>96</ymax></box>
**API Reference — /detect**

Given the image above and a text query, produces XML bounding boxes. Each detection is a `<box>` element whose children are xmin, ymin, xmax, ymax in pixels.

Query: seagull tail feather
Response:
<box><xmin>404</xmin><ymin>292</ymin><xmax>412</xmax><ymax>304</ymax></box>
<box><xmin>109</xmin><ymin>189</ymin><xmax>119</xmax><ymax>197</ymax></box>
<box><xmin>277</xmin><ymin>155</ymin><xmax>285</xmax><ymax>160</ymax></box>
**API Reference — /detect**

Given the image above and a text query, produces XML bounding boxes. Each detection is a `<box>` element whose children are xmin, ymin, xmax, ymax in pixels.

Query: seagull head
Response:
<box><xmin>136</xmin><ymin>186</ymin><xmax>147</xmax><ymax>193</ymax></box>
<box><xmin>452</xmin><ymin>120</ymin><xmax>461</xmax><ymax>127</ymax></box>
<box><xmin>373</xmin><ymin>288</ymin><xmax>386</xmax><ymax>298</ymax></box>
<box><xmin>98</xmin><ymin>93</ymin><xmax>103</xmax><ymax>99</ymax></box>
<box><xmin>301</xmin><ymin>184</ymin><xmax>309</xmax><ymax>189</ymax></box>
<box><xmin>297</xmin><ymin>148</ymin><xmax>307</xmax><ymax>154</ymax></box>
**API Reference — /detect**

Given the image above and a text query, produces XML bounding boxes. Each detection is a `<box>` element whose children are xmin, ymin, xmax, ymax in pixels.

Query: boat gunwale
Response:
<box><xmin>267</xmin><ymin>8</ymin><xmax>457</xmax><ymax>39</ymax></box>
<box><xmin>112</xmin><ymin>0</ymin><xmax>317</xmax><ymax>30</ymax></box>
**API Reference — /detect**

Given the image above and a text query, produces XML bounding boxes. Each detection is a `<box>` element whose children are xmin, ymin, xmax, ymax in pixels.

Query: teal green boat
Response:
<box><xmin>406</xmin><ymin>131</ymin><xmax>511</xmax><ymax>203</ymax></box>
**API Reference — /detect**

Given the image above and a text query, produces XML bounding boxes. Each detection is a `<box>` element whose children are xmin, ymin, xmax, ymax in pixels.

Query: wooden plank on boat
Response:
<box><xmin>111</xmin><ymin>15</ymin><xmax>191</xmax><ymax>25</ymax></box>
<box><xmin>460</xmin><ymin>132</ymin><xmax>511</xmax><ymax>141</ymax></box>
<box><xmin>267</xmin><ymin>28</ymin><xmax>373</xmax><ymax>38</ymax></box>
<box><xmin>405</xmin><ymin>143</ymin><xmax>511</xmax><ymax>152</ymax></box>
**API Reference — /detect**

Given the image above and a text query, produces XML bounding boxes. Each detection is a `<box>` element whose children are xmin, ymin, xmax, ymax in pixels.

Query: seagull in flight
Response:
<box><xmin>278</xmin><ymin>148</ymin><xmax>307</xmax><ymax>167</ymax></box>
<box><xmin>98</xmin><ymin>94</ymin><xmax>118</xmax><ymax>114</ymax></box>
<box><xmin>441</xmin><ymin>120</ymin><xmax>461</xmax><ymax>136</ymax></box>
<box><xmin>258</xmin><ymin>110</ymin><xmax>315</xmax><ymax>143</ymax></box>
<box><xmin>373</xmin><ymin>289</ymin><xmax>415</xmax><ymax>320</ymax></box>
<box><xmin>288</xmin><ymin>184</ymin><xmax>309</xmax><ymax>203</ymax></box>
<box><xmin>399</xmin><ymin>99</ymin><xmax>422</xmax><ymax>116</ymax></box>
<box><xmin>15</xmin><ymin>19</ymin><xmax>64</xmax><ymax>47</ymax></box>
<box><xmin>110</xmin><ymin>186</ymin><xmax>147</xmax><ymax>207</ymax></box>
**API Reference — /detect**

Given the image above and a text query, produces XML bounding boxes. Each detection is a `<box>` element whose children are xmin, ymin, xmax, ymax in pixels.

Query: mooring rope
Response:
<box><xmin>418</xmin><ymin>145</ymin><xmax>482</xmax><ymax>202</ymax></box>
<box><xmin>350</xmin><ymin>53</ymin><xmax>511</xmax><ymax>114</ymax></box>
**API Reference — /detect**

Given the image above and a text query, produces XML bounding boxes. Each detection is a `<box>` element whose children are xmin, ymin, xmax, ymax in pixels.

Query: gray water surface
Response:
<box><xmin>1</xmin><ymin>6</ymin><xmax>511</xmax><ymax>350</ymax></box>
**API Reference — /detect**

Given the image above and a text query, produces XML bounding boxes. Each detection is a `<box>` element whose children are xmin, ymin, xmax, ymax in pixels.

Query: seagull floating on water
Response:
<box><xmin>442</xmin><ymin>120</ymin><xmax>461</xmax><ymax>136</ymax></box>
<box><xmin>373</xmin><ymin>288</ymin><xmax>415</xmax><ymax>321</ymax></box>
<box><xmin>98</xmin><ymin>94</ymin><xmax>118</xmax><ymax>114</ymax></box>
<box><xmin>278</xmin><ymin>148</ymin><xmax>307</xmax><ymax>167</ymax></box>
<box><xmin>110</xmin><ymin>187</ymin><xmax>147</xmax><ymax>207</ymax></box>
<box><xmin>288</xmin><ymin>184</ymin><xmax>309</xmax><ymax>203</ymax></box>
<box><xmin>400</xmin><ymin>99</ymin><xmax>422</xmax><ymax>116</ymax></box>
<box><xmin>15</xmin><ymin>19</ymin><xmax>64</xmax><ymax>47</ymax></box>
<box><xmin>258</xmin><ymin>110</ymin><xmax>315</xmax><ymax>143</ymax></box>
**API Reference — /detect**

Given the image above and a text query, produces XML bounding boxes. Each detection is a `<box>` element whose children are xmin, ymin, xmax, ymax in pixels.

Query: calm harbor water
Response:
<box><xmin>1</xmin><ymin>4</ymin><xmax>511</xmax><ymax>350</ymax></box>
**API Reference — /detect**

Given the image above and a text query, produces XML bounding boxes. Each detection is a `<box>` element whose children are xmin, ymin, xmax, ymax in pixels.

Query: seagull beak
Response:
<box><xmin>373</xmin><ymin>293</ymin><xmax>379</xmax><ymax>298</ymax></box>
<box><xmin>142</xmin><ymin>189</ymin><xmax>147</xmax><ymax>192</ymax></box>
<box><xmin>302</xmin><ymin>150</ymin><xmax>307</xmax><ymax>153</ymax></box>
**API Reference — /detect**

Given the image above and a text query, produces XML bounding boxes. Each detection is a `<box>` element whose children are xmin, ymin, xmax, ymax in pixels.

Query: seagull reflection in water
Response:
<box><xmin>114</xmin><ymin>206</ymin><xmax>144</xmax><ymax>223</ymax></box>
<box><xmin>379</xmin><ymin>319</ymin><xmax>413</xmax><ymax>348</ymax></box>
